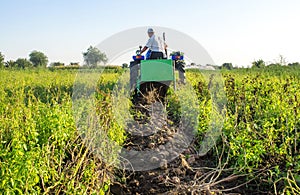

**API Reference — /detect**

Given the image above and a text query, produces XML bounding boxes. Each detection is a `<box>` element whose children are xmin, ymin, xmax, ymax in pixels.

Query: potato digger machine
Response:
<box><xmin>129</xmin><ymin>45</ymin><xmax>186</xmax><ymax>122</ymax></box>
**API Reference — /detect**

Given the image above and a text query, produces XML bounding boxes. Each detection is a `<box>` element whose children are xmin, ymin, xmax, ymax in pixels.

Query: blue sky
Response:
<box><xmin>0</xmin><ymin>0</ymin><xmax>299</xmax><ymax>66</ymax></box>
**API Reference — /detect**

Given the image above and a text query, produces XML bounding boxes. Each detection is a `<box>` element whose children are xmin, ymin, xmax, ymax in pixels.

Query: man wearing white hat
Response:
<box><xmin>140</xmin><ymin>28</ymin><xmax>167</xmax><ymax>59</ymax></box>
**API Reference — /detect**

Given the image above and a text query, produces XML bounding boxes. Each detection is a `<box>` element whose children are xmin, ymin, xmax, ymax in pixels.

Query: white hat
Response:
<box><xmin>147</xmin><ymin>28</ymin><xmax>154</xmax><ymax>33</ymax></box>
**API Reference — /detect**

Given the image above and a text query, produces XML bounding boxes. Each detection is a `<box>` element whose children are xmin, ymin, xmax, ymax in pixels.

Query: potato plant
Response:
<box><xmin>0</xmin><ymin>66</ymin><xmax>299</xmax><ymax>194</ymax></box>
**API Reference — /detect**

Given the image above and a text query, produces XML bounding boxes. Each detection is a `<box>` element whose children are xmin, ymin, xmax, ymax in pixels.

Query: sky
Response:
<box><xmin>0</xmin><ymin>0</ymin><xmax>299</xmax><ymax>67</ymax></box>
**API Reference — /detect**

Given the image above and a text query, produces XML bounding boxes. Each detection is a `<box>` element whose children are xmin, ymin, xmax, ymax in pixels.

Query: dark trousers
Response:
<box><xmin>150</xmin><ymin>51</ymin><xmax>164</xmax><ymax>59</ymax></box>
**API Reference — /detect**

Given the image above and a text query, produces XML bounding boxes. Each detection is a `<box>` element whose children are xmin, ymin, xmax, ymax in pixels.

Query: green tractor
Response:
<box><xmin>130</xmin><ymin>46</ymin><xmax>185</xmax><ymax>99</ymax></box>
<box><xmin>129</xmin><ymin>47</ymin><xmax>186</xmax><ymax>122</ymax></box>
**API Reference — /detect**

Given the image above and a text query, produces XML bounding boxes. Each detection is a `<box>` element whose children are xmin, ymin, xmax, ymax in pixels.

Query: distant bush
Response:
<box><xmin>222</xmin><ymin>63</ymin><xmax>233</xmax><ymax>70</ymax></box>
<box><xmin>70</xmin><ymin>62</ymin><xmax>80</xmax><ymax>66</ymax></box>
<box><xmin>288</xmin><ymin>62</ymin><xmax>300</xmax><ymax>66</ymax></box>
<box><xmin>15</xmin><ymin>58</ymin><xmax>33</xmax><ymax>69</ymax></box>
<box><xmin>122</xmin><ymin>63</ymin><xmax>128</xmax><ymax>68</ymax></box>
<box><xmin>252</xmin><ymin>59</ymin><xmax>265</xmax><ymax>68</ymax></box>
<box><xmin>50</xmin><ymin>62</ymin><xmax>65</xmax><ymax>67</ymax></box>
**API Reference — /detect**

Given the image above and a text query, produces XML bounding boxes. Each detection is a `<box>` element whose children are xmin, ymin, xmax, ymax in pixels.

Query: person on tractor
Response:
<box><xmin>140</xmin><ymin>28</ymin><xmax>167</xmax><ymax>60</ymax></box>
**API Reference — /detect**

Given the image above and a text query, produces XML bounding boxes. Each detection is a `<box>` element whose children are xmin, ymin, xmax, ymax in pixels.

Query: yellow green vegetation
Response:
<box><xmin>0</xmin><ymin>66</ymin><xmax>299</xmax><ymax>194</ymax></box>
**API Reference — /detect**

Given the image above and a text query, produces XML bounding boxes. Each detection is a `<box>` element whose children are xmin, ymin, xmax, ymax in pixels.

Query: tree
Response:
<box><xmin>222</xmin><ymin>63</ymin><xmax>233</xmax><ymax>70</ymax></box>
<box><xmin>5</xmin><ymin>60</ymin><xmax>15</xmax><ymax>68</ymax></box>
<box><xmin>267</xmin><ymin>63</ymin><xmax>281</xmax><ymax>67</ymax></box>
<box><xmin>0</xmin><ymin>52</ymin><xmax>4</xmax><ymax>68</ymax></box>
<box><xmin>15</xmin><ymin>58</ymin><xmax>32</xmax><ymax>69</ymax></box>
<box><xmin>252</xmin><ymin>59</ymin><xmax>265</xmax><ymax>68</ymax></box>
<box><xmin>288</xmin><ymin>62</ymin><xmax>300</xmax><ymax>66</ymax></box>
<box><xmin>277</xmin><ymin>54</ymin><xmax>287</xmax><ymax>66</ymax></box>
<box><xmin>122</xmin><ymin>63</ymin><xmax>128</xmax><ymax>68</ymax></box>
<box><xmin>50</xmin><ymin>62</ymin><xmax>65</xmax><ymax>67</ymax></box>
<box><xmin>83</xmin><ymin>46</ymin><xmax>108</xmax><ymax>67</ymax></box>
<box><xmin>70</xmin><ymin>62</ymin><xmax>80</xmax><ymax>66</ymax></box>
<box><xmin>29</xmin><ymin>50</ymin><xmax>48</xmax><ymax>67</ymax></box>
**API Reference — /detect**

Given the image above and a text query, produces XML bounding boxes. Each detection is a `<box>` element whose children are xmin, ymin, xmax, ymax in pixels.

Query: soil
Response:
<box><xmin>109</xmin><ymin>87</ymin><xmax>263</xmax><ymax>195</ymax></box>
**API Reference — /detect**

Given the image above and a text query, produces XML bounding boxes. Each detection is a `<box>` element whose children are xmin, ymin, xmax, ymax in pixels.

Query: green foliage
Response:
<box><xmin>0</xmin><ymin>69</ymin><xmax>123</xmax><ymax>194</ymax></box>
<box><xmin>267</xmin><ymin>63</ymin><xmax>282</xmax><ymax>67</ymax></box>
<box><xmin>15</xmin><ymin>58</ymin><xmax>33</xmax><ymax>69</ymax></box>
<box><xmin>223</xmin><ymin>67</ymin><xmax>299</xmax><ymax>191</ymax></box>
<box><xmin>0</xmin><ymin>66</ymin><xmax>299</xmax><ymax>194</ymax></box>
<box><xmin>187</xmin><ymin>66</ymin><xmax>300</xmax><ymax>193</ymax></box>
<box><xmin>122</xmin><ymin>63</ymin><xmax>128</xmax><ymax>68</ymax></box>
<box><xmin>83</xmin><ymin>46</ymin><xmax>108</xmax><ymax>67</ymax></box>
<box><xmin>252</xmin><ymin>59</ymin><xmax>265</xmax><ymax>68</ymax></box>
<box><xmin>276</xmin><ymin>54</ymin><xmax>288</xmax><ymax>66</ymax></box>
<box><xmin>288</xmin><ymin>62</ymin><xmax>300</xmax><ymax>66</ymax></box>
<box><xmin>50</xmin><ymin>62</ymin><xmax>65</xmax><ymax>67</ymax></box>
<box><xmin>5</xmin><ymin>60</ymin><xmax>15</xmax><ymax>68</ymax></box>
<box><xmin>222</xmin><ymin>62</ymin><xmax>233</xmax><ymax>70</ymax></box>
<box><xmin>0</xmin><ymin>52</ymin><xmax>4</xmax><ymax>68</ymax></box>
<box><xmin>48</xmin><ymin>65</ymin><xmax>123</xmax><ymax>72</ymax></box>
<box><xmin>29</xmin><ymin>50</ymin><xmax>48</xmax><ymax>67</ymax></box>
<box><xmin>69</xmin><ymin>62</ymin><xmax>80</xmax><ymax>66</ymax></box>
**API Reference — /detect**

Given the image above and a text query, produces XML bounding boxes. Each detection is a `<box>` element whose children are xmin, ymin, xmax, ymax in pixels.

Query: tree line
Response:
<box><xmin>0</xmin><ymin>48</ymin><xmax>299</xmax><ymax>70</ymax></box>
<box><xmin>0</xmin><ymin>46</ymin><xmax>108</xmax><ymax>69</ymax></box>
<box><xmin>220</xmin><ymin>55</ymin><xmax>300</xmax><ymax>70</ymax></box>
<box><xmin>0</xmin><ymin>51</ymin><xmax>49</xmax><ymax>69</ymax></box>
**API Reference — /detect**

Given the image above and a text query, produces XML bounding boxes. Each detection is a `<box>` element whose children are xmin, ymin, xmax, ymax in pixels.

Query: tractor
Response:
<box><xmin>129</xmin><ymin>46</ymin><xmax>186</xmax><ymax>122</ymax></box>
<box><xmin>130</xmin><ymin>46</ymin><xmax>185</xmax><ymax>97</ymax></box>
